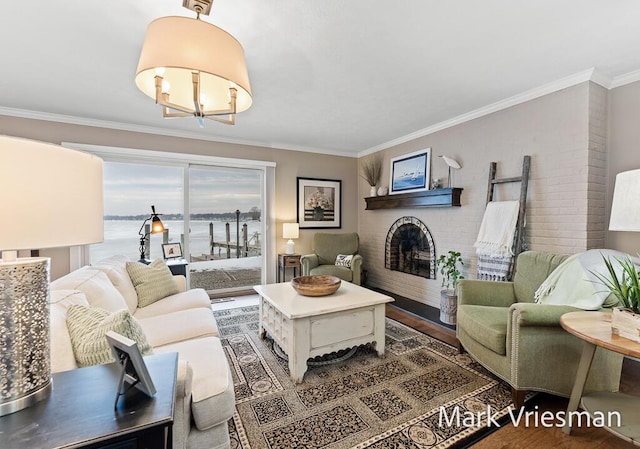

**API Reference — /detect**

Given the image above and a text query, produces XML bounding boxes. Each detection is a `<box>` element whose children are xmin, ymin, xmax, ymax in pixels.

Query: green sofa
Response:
<box><xmin>300</xmin><ymin>232</ymin><xmax>363</xmax><ymax>285</ymax></box>
<box><xmin>457</xmin><ymin>251</ymin><xmax>623</xmax><ymax>407</ymax></box>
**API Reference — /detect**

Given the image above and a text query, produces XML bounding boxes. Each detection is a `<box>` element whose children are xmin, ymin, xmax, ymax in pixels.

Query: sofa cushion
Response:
<box><xmin>66</xmin><ymin>305</ymin><xmax>153</xmax><ymax>367</ymax></box>
<box><xmin>457</xmin><ymin>305</ymin><xmax>509</xmax><ymax>355</ymax></box>
<box><xmin>51</xmin><ymin>267</ymin><xmax>129</xmax><ymax>313</ymax></box>
<box><xmin>133</xmin><ymin>288</ymin><xmax>212</xmax><ymax>319</ymax></box>
<box><xmin>154</xmin><ymin>337</ymin><xmax>235</xmax><ymax>430</ymax></box>
<box><xmin>127</xmin><ymin>259</ymin><xmax>179</xmax><ymax>307</ymax></box>
<box><xmin>92</xmin><ymin>255</ymin><xmax>138</xmax><ymax>314</ymax></box>
<box><xmin>50</xmin><ymin>290</ymin><xmax>90</xmax><ymax>373</ymax></box>
<box><xmin>310</xmin><ymin>264</ymin><xmax>353</xmax><ymax>282</ymax></box>
<box><xmin>138</xmin><ymin>308</ymin><xmax>219</xmax><ymax>347</ymax></box>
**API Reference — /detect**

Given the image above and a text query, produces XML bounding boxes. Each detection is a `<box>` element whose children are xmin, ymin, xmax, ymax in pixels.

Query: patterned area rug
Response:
<box><xmin>213</xmin><ymin>306</ymin><xmax>515</xmax><ymax>449</ymax></box>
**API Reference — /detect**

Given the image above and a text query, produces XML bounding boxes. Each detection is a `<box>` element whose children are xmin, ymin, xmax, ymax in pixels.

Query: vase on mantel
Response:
<box><xmin>369</xmin><ymin>186</ymin><xmax>377</xmax><ymax>197</ymax></box>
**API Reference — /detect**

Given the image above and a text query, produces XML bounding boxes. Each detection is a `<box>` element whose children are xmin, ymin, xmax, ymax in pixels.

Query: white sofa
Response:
<box><xmin>49</xmin><ymin>255</ymin><xmax>234</xmax><ymax>449</ymax></box>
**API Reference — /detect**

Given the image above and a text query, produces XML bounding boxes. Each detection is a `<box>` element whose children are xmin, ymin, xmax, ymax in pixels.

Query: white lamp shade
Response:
<box><xmin>135</xmin><ymin>16</ymin><xmax>252</xmax><ymax>113</ymax></box>
<box><xmin>609</xmin><ymin>169</ymin><xmax>640</xmax><ymax>232</ymax></box>
<box><xmin>283</xmin><ymin>223</ymin><xmax>299</xmax><ymax>239</ymax></box>
<box><xmin>0</xmin><ymin>136</ymin><xmax>104</xmax><ymax>251</ymax></box>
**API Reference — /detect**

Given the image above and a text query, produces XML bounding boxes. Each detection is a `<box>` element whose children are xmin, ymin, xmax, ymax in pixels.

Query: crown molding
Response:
<box><xmin>0</xmin><ymin>106</ymin><xmax>357</xmax><ymax>158</ymax></box>
<box><xmin>359</xmin><ymin>68</ymin><xmax>609</xmax><ymax>157</ymax></box>
<box><xmin>611</xmin><ymin>69</ymin><xmax>640</xmax><ymax>89</ymax></box>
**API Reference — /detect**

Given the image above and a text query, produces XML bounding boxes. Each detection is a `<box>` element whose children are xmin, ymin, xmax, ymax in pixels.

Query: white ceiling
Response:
<box><xmin>1</xmin><ymin>1</ymin><xmax>640</xmax><ymax>157</ymax></box>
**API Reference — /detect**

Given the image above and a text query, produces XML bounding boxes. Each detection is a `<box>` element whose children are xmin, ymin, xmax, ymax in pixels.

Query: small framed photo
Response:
<box><xmin>106</xmin><ymin>331</ymin><xmax>156</xmax><ymax>399</ymax></box>
<box><xmin>162</xmin><ymin>242</ymin><xmax>182</xmax><ymax>260</ymax></box>
<box><xmin>389</xmin><ymin>148</ymin><xmax>431</xmax><ymax>194</ymax></box>
<box><xmin>297</xmin><ymin>177</ymin><xmax>342</xmax><ymax>229</ymax></box>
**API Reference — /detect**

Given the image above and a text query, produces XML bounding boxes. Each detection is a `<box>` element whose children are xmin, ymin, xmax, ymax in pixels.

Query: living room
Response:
<box><xmin>2</xmin><ymin>2</ymin><xmax>640</xmax><ymax>449</ymax></box>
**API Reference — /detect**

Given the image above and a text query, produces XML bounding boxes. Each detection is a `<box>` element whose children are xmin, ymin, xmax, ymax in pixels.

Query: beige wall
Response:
<box><xmin>606</xmin><ymin>80</ymin><xmax>640</xmax><ymax>252</ymax></box>
<box><xmin>357</xmin><ymin>82</ymin><xmax>609</xmax><ymax>308</ymax></box>
<box><xmin>0</xmin><ymin>115</ymin><xmax>358</xmax><ymax>278</ymax></box>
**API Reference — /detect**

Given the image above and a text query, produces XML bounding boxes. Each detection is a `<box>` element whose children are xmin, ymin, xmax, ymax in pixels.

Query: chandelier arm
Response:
<box><xmin>206</xmin><ymin>114</ymin><xmax>235</xmax><ymax>125</ymax></box>
<box><xmin>192</xmin><ymin>71</ymin><xmax>203</xmax><ymax>117</ymax></box>
<box><xmin>200</xmin><ymin>88</ymin><xmax>238</xmax><ymax>116</ymax></box>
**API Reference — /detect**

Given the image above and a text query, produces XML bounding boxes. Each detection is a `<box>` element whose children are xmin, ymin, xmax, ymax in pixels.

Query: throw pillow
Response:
<box><xmin>335</xmin><ymin>254</ymin><xmax>354</xmax><ymax>268</ymax></box>
<box><xmin>126</xmin><ymin>258</ymin><xmax>179</xmax><ymax>308</ymax></box>
<box><xmin>66</xmin><ymin>305</ymin><xmax>153</xmax><ymax>368</ymax></box>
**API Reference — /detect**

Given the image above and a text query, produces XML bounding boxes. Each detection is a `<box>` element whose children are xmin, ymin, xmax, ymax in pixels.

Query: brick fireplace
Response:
<box><xmin>385</xmin><ymin>216</ymin><xmax>436</xmax><ymax>279</ymax></box>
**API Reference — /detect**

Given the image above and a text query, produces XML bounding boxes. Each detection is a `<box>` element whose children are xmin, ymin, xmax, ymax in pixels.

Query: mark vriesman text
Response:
<box><xmin>439</xmin><ymin>405</ymin><xmax>621</xmax><ymax>429</ymax></box>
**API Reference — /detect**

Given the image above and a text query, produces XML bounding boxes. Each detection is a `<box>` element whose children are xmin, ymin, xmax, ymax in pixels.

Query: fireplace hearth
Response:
<box><xmin>385</xmin><ymin>216</ymin><xmax>435</xmax><ymax>279</ymax></box>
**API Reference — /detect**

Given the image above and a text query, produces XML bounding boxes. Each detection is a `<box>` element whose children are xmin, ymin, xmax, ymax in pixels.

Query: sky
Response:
<box><xmin>103</xmin><ymin>161</ymin><xmax>262</xmax><ymax>216</ymax></box>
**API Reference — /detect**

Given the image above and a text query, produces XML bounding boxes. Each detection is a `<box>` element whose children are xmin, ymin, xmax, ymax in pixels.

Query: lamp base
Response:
<box><xmin>285</xmin><ymin>240</ymin><xmax>295</xmax><ymax>255</ymax></box>
<box><xmin>0</xmin><ymin>257</ymin><xmax>52</xmax><ymax>416</ymax></box>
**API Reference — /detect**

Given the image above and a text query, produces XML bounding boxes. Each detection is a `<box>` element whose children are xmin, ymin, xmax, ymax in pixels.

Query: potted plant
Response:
<box><xmin>360</xmin><ymin>153</ymin><xmax>383</xmax><ymax>197</ymax></box>
<box><xmin>436</xmin><ymin>250</ymin><xmax>464</xmax><ymax>325</ymax></box>
<box><xmin>592</xmin><ymin>254</ymin><xmax>640</xmax><ymax>342</ymax></box>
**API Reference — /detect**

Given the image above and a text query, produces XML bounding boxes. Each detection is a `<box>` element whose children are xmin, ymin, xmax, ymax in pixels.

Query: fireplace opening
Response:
<box><xmin>385</xmin><ymin>217</ymin><xmax>436</xmax><ymax>279</ymax></box>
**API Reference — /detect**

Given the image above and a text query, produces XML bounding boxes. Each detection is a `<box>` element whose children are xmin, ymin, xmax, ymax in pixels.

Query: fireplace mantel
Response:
<box><xmin>365</xmin><ymin>188</ymin><xmax>462</xmax><ymax>210</ymax></box>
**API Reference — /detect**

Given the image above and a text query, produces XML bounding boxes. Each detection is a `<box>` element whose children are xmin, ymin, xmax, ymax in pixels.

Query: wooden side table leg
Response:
<box><xmin>562</xmin><ymin>342</ymin><xmax>597</xmax><ymax>435</ymax></box>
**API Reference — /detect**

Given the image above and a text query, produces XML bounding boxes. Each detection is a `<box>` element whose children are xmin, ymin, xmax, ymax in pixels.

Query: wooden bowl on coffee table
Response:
<box><xmin>291</xmin><ymin>275</ymin><xmax>341</xmax><ymax>297</ymax></box>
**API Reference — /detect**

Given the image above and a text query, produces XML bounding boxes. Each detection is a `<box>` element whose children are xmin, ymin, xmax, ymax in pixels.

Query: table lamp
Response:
<box><xmin>0</xmin><ymin>136</ymin><xmax>104</xmax><ymax>416</ymax></box>
<box><xmin>138</xmin><ymin>205</ymin><xmax>165</xmax><ymax>262</ymax></box>
<box><xmin>609</xmin><ymin>169</ymin><xmax>640</xmax><ymax>232</ymax></box>
<box><xmin>283</xmin><ymin>223</ymin><xmax>299</xmax><ymax>255</ymax></box>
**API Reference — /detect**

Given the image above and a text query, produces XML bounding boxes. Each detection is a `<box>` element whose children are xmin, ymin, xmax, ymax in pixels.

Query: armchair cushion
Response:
<box><xmin>309</xmin><ymin>264</ymin><xmax>353</xmax><ymax>282</ymax></box>
<box><xmin>335</xmin><ymin>254</ymin><xmax>353</xmax><ymax>268</ymax></box>
<box><xmin>513</xmin><ymin>251</ymin><xmax>568</xmax><ymax>303</ymax></box>
<box><xmin>457</xmin><ymin>305</ymin><xmax>509</xmax><ymax>355</ymax></box>
<box><xmin>313</xmin><ymin>232</ymin><xmax>359</xmax><ymax>265</ymax></box>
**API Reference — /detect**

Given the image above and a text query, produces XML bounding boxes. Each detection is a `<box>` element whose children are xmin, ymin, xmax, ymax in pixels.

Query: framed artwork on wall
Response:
<box><xmin>389</xmin><ymin>148</ymin><xmax>431</xmax><ymax>194</ymax></box>
<box><xmin>297</xmin><ymin>177</ymin><xmax>342</xmax><ymax>229</ymax></box>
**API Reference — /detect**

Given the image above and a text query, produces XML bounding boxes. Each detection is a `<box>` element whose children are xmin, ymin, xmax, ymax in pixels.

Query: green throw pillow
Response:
<box><xmin>66</xmin><ymin>305</ymin><xmax>153</xmax><ymax>368</ymax></box>
<box><xmin>126</xmin><ymin>259</ymin><xmax>179</xmax><ymax>308</ymax></box>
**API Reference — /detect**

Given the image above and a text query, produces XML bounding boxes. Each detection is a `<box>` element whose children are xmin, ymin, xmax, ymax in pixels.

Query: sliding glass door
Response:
<box><xmin>187</xmin><ymin>165</ymin><xmax>263</xmax><ymax>292</ymax></box>
<box><xmin>88</xmin><ymin>159</ymin><xmax>266</xmax><ymax>295</ymax></box>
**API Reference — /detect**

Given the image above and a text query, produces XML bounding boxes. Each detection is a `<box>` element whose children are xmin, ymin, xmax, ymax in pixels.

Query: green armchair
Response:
<box><xmin>457</xmin><ymin>251</ymin><xmax>623</xmax><ymax>407</ymax></box>
<box><xmin>300</xmin><ymin>232</ymin><xmax>363</xmax><ymax>285</ymax></box>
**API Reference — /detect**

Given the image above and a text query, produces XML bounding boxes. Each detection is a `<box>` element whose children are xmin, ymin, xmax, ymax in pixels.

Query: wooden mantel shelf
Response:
<box><xmin>365</xmin><ymin>188</ymin><xmax>463</xmax><ymax>210</ymax></box>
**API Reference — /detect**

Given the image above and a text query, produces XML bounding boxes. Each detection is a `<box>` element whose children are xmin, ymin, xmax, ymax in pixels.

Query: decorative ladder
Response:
<box><xmin>485</xmin><ymin>155</ymin><xmax>531</xmax><ymax>280</ymax></box>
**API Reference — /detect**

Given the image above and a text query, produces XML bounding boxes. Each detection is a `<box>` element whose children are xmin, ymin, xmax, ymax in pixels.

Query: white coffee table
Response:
<box><xmin>253</xmin><ymin>281</ymin><xmax>393</xmax><ymax>383</ymax></box>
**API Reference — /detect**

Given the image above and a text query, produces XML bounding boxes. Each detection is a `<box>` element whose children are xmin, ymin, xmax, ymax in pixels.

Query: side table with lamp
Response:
<box><xmin>279</xmin><ymin>223</ymin><xmax>300</xmax><ymax>282</ymax></box>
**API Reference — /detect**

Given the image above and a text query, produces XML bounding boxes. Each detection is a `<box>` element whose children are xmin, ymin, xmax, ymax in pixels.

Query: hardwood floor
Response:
<box><xmin>385</xmin><ymin>304</ymin><xmax>640</xmax><ymax>449</ymax></box>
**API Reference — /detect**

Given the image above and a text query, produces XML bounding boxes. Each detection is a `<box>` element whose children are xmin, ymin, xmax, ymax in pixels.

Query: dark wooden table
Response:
<box><xmin>0</xmin><ymin>352</ymin><xmax>178</xmax><ymax>449</ymax></box>
<box><xmin>277</xmin><ymin>253</ymin><xmax>301</xmax><ymax>282</ymax></box>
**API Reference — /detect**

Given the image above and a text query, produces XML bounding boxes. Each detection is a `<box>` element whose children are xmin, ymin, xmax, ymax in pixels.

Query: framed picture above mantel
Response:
<box><xmin>297</xmin><ymin>177</ymin><xmax>342</xmax><ymax>229</ymax></box>
<box><xmin>389</xmin><ymin>148</ymin><xmax>431</xmax><ymax>195</ymax></box>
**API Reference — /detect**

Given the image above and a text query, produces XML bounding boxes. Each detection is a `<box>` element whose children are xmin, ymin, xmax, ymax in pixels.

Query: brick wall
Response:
<box><xmin>358</xmin><ymin>82</ymin><xmax>604</xmax><ymax>309</ymax></box>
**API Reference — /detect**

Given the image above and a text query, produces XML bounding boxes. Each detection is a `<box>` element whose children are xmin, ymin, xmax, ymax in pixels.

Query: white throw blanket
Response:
<box><xmin>534</xmin><ymin>249</ymin><xmax>640</xmax><ymax>310</ymax></box>
<box><xmin>474</xmin><ymin>200</ymin><xmax>520</xmax><ymax>258</ymax></box>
